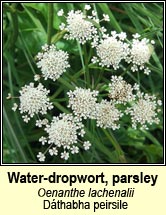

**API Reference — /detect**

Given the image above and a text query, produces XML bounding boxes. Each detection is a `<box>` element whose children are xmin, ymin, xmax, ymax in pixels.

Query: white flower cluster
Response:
<box><xmin>92</xmin><ymin>33</ymin><xmax>129</xmax><ymax>69</ymax></box>
<box><xmin>67</xmin><ymin>87</ymin><xmax>99</xmax><ymax>120</ymax></box>
<box><xmin>96</xmin><ymin>100</ymin><xmax>123</xmax><ymax>129</ymax></box>
<box><xmin>18</xmin><ymin>82</ymin><xmax>53</xmax><ymax>123</ymax></box>
<box><xmin>9</xmin><ymin>7</ymin><xmax>162</xmax><ymax>163</ymax></box>
<box><xmin>61</xmin><ymin>10</ymin><xmax>98</xmax><ymax>44</ymax></box>
<box><xmin>36</xmin><ymin>44</ymin><xmax>70</xmax><ymax>81</ymax></box>
<box><xmin>126</xmin><ymin>92</ymin><xmax>162</xmax><ymax>130</ymax></box>
<box><xmin>57</xmin><ymin>8</ymin><xmax>154</xmax><ymax>74</ymax></box>
<box><xmin>57</xmin><ymin>7</ymin><xmax>111</xmax><ymax>45</ymax></box>
<box><xmin>91</xmin><ymin>32</ymin><xmax>154</xmax><ymax>74</ymax></box>
<box><xmin>37</xmin><ymin>113</ymin><xmax>91</xmax><ymax>162</ymax></box>
<box><xmin>126</xmin><ymin>34</ymin><xmax>154</xmax><ymax>74</ymax></box>
<box><xmin>108</xmin><ymin>75</ymin><xmax>136</xmax><ymax>104</ymax></box>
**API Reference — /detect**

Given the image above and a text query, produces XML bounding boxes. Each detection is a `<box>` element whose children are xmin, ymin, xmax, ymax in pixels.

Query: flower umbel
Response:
<box><xmin>62</xmin><ymin>10</ymin><xmax>98</xmax><ymax>44</ymax></box>
<box><xmin>126</xmin><ymin>92</ymin><xmax>161</xmax><ymax>130</ymax></box>
<box><xmin>36</xmin><ymin>113</ymin><xmax>89</xmax><ymax>162</ymax></box>
<box><xmin>67</xmin><ymin>87</ymin><xmax>98</xmax><ymax>120</ymax></box>
<box><xmin>96</xmin><ymin>100</ymin><xmax>123</xmax><ymax>129</ymax></box>
<box><xmin>93</xmin><ymin>33</ymin><xmax>129</xmax><ymax>69</ymax></box>
<box><xmin>126</xmin><ymin>35</ymin><xmax>153</xmax><ymax>74</ymax></box>
<box><xmin>37</xmin><ymin>152</ymin><xmax>46</xmax><ymax>162</ymax></box>
<box><xmin>108</xmin><ymin>75</ymin><xmax>136</xmax><ymax>104</ymax></box>
<box><xmin>18</xmin><ymin>82</ymin><xmax>53</xmax><ymax>122</ymax></box>
<box><xmin>36</xmin><ymin>44</ymin><xmax>70</xmax><ymax>81</ymax></box>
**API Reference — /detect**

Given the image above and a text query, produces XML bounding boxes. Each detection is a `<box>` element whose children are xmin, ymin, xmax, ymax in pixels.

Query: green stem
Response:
<box><xmin>137</xmin><ymin>70</ymin><xmax>140</xmax><ymax>86</ymax></box>
<box><xmin>77</xmin><ymin>41</ymin><xmax>86</xmax><ymax>87</ymax></box>
<box><xmin>83</xmin><ymin>45</ymin><xmax>90</xmax><ymax>86</ymax></box>
<box><xmin>58</xmin><ymin>77</ymin><xmax>75</xmax><ymax>90</ymax></box>
<box><xmin>102</xmin><ymin>129</ymin><xmax>127</xmax><ymax>163</ymax></box>
<box><xmin>5</xmin><ymin>3</ymin><xmax>18</xmax><ymax>49</ymax></box>
<box><xmin>47</xmin><ymin>3</ymin><xmax>54</xmax><ymax>45</ymax></box>
<box><xmin>94</xmin><ymin>68</ymin><xmax>104</xmax><ymax>88</ymax></box>
<box><xmin>3</xmin><ymin>107</ymin><xmax>28</xmax><ymax>163</ymax></box>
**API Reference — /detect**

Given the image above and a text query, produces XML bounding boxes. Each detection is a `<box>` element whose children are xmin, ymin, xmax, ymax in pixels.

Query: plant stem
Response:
<box><xmin>47</xmin><ymin>3</ymin><xmax>53</xmax><ymax>45</ymax></box>
<box><xmin>77</xmin><ymin>41</ymin><xmax>86</xmax><ymax>87</ymax></box>
<box><xmin>103</xmin><ymin>129</ymin><xmax>127</xmax><ymax>163</ymax></box>
<box><xmin>5</xmin><ymin>3</ymin><xmax>18</xmax><ymax>49</ymax></box>
<box><xmin>83</xmin><ymin>44</ymin><xmax>90</xmax><ymax>87</ymax></box>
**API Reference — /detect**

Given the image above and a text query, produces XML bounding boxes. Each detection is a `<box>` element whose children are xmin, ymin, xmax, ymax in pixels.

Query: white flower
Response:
<box><xmin>151</xmin><ymin>40</ymin><xmax>155</xmax><ymax>44</ymax></box>
<box><xmin>37</xmin><ymin>152</ymin><xmax>46</xmax><ymax>162</ymax></box>
<box><xmin>133</xmin><ymin>33</ymin><xmax>140</xmax><ymax>39</ymax></box>
<box><xmin>144</xmin><ymin>67</ymin><xmax>151</xmax><ymax>75</ymax></box>
<box><xmin>59</xmin><ymin>23</ymin><xmax>66</xmax><ymax>30</ymax></box>
<box><xmin>57</xmin><ymin>9</ymin><xmax>64</xmax><ymax>16</ymax></box>
<box><xmin>111</xmin><ymin>31</ymin><xmax>117</xmax><ymax>37</ymax></box>
<box><xmin>36</xmin><ymin>44</ymin><xmax>70</xmax><ymax>81</ymax></box>
<box><xmin>100</xmin><ymin>26</ymin><xmax>107</xmax><ymax>34</ymax></box>
<box><xmin>91</xmin><ymin>56</ymin><xmax>99</xmax><ymax>63</ymax></box>
<box><xmin>85</xmin><ymin>4</ymin><xmax>91</xmax><ymax>10</ymax></box>
<box><xmin>49</xmin><ymin>147</ymin><xmax>58</xmax><ymax>156</ymax></box>
<box><xmin>63</xmin><ymin>10</ymin><xmax>98</xmax><ymax>44</ymax></box>
<box><xmin>6</xmin><ymin>93</ymin><xmax>12</xmax><ymax>99</ymax></box>
<box><xmin>36</xmin><ymin>119</ymin><xmax>43</xmax><ymax>127</ymax></box>
<box><xmin>34</xmin><ymin>74</ymin><xmax>41</xmax><ymax>81</ymax></box>
<box><xmin>93</xmin><ymin>18</ymin><xmax>99</xmax><ymax>24</ymax></box>
<box><xmin>83</xmin><ymin>141</ymin><xmax>91</xmax><ymax>150</ymax></box>
<box><xmin>95</xmin><ymin>34</ymin><xmax>129</xmax><ymax>69</ymax></box>
<box><xmin>37</xmin><ymin>113</ymin><xmax>90</xmax><ymax>161</ymax></box>
<box><xmin>71</xmin><ymin>146</ymin><xmax>79</xmax><ymax>154</ymax></box>
<box><xmin>36</xmin><ymin>118</ymin><xmax>49</xmax><ymax>127</ymax></box>
<box><xmin>108</xmin><ymin>76</ymin><xmax>135</xmax><ymax>104</ymax></box>
<box><xmin>103</xmin><ymin>14</ymin><xmax>110</xmax><ymax>22</ymax></box>
<box><xmin>126</xmin><ymin>37</ymin><xmax>153</xmax><ymax>75</ymax></box>
<box><xmin>118</xmin><ymin>32</ymin><xmax>127</xmax><ymax>40</ymax></box>
<box><xmin>126</xmin><ymin>92</ymin><xmax>161</xmax><ymax>130</ymax></box>
<box><xmin>22</xmin><ymin>115</ymin><xmax>30</xmax><ymax>123</ymax></box>
<box><xmin>45</xmin><ymin>113</ymin><xmax>85</xmax><ymax>148</ymax></box>
<box><xmin>67</xmin><ymin>87</ymin><xmax>98</xmax><ymax>120</ymax></box>
<box><xmin>157</xmin><ymin>100</ymin><xmax>162</xmax><ymax>106</ymax></box>
<box><xmin>61</xmin><ymin>151</ymin><xmax>69</xmax><ymax>160</ymax></box>
<box><xmin>96</xmin><ymin>100</ymin><xmax>123</xmax><ymax>129</ymax></box>
<box><xmin>19</xmin><ymin>82</ymin><xmax>53</xmax><ymax>119</ymax></box>
<box><xmin>12</xmin><ymin>103</ymin><xmax>18</xmax><ymax>111</ymax></box>
<box><xmin>42</xmin><ymin>118</ymin><xmax>49</xmax><ymax>125</ymax></box>
<box><xmin>92</xmin><ymin>10</ymin><xmax>97</xmax><ymax>16</ymax></box>
<box><xmin>78</xmin><ymin>129</ymin><xmax>85</xmax><ymax>137</ymax></box>
<box><xmin>133</xmin><ymin>83</ymin><xmax>140</xmax><ymax>91</ymax></box>
<box><xmin>39</xmin><ymin>136</ymin><xmax>47</xmax><ymax>145</ymax></box>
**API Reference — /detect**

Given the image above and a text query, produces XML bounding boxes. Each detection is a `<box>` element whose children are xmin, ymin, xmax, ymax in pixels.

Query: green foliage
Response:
<box><xmin>3</xmin><ymin>3</ymin><xmax>163</xmax><ymax>164</ymax></box>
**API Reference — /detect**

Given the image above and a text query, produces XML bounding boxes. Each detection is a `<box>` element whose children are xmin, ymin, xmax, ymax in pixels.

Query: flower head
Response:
<box><xmin>126</xmin><ymin>92</ymin><xmax>161</xmax><ymax>129</ymax></box>
<box><xmin>18</xmin><ymin>83</ymin><xmax>53</xmax><ymax>121</ymax></box>
<box><xmin>62</xmin><ymin>10</ymin><xmax>98</xmax><ymax>44</ymax></box>
<box><xmin>96</xmin><ymin>100</ymin><xmax>123</xmax><ymax>129</ymax></box>
<box><xmin>71</xmin><ymin>146</ymin><xmax>79</xmax><ymax>154</ymax></box>
<box><xmin>37</xmin><ymin>152</ymin><xmax>46</xmax><ymax>162</ymax></box>
<box><xmin>67</xmin><ymin>87</ymin><xmax>98</xmax><ymax>120</ymax></box>
<box><xmin>12</xmin><ymin>103</ymin><xmax>18</xmax><ymax>112</ymax></box>
<box><xmin>108</xmin><ymin>76</ymin><xmax>135</xmax><ymax>104</ymax></box>
<box><xmin>36</xmin><ymin>44</ymin><xmax>70</xmax><ymax>81</ymax></box>
<box><xmin>83</xmin><ymin>141</ymin><xmax>91</xmax><ymax>150</ymax></box>
<box><xmin>45</xmin><ymin>114</ymin><xmax>83</xmax><ymax>148</ymax></box>
<box><xmin>57</xmin><ymin>9</ymin><xmax>64</xmax><ymax>16</ymax></box>
<box><xmin>39</xmin><ymin>136</ymin><xmax>47</xmax><ymax>145</ymax></box>
<box><xmin>61</xmin><ymin>151</ymin><xmax>70</xmax><ymax>160</ymax></box>
<box><xmin>49</xmin><ymin>147</ymin><xmax>58</xmax><ymax>156</ymax></box>
<box><xmin>103</xmin><ymin>14</ymin><xmax>110</xmax><ymax>22</ymax></box>
<box><xmin>126</xmin><ymin>36</ymin><xmax>153</xmax><ymax>74</ymax></box>
<box><xmin>84</xmin><ymin>4</ymin><xmax>91</xmax><ymax>11</ymax></box>
<box><xmin>93</xmin><ymin>34</ymin><xmax>129</xmax><ymax>69</ymax></box>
